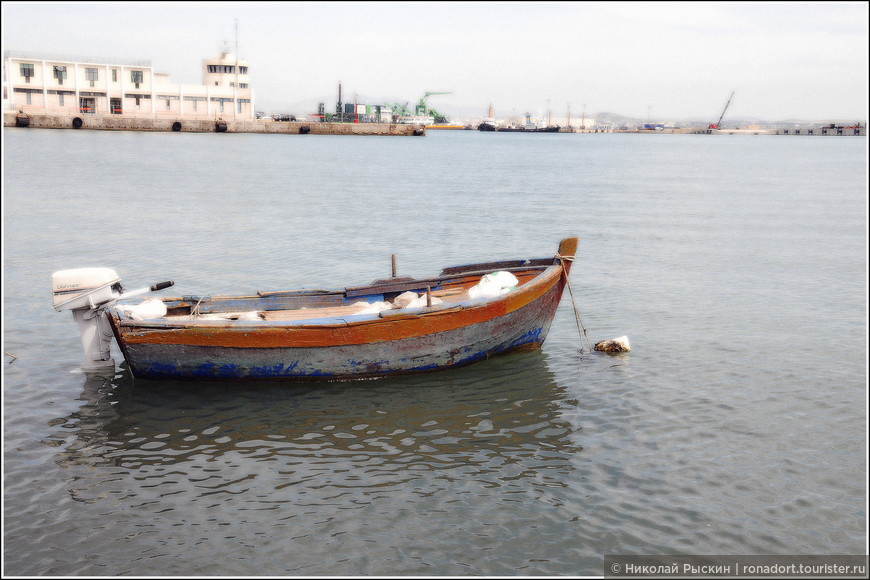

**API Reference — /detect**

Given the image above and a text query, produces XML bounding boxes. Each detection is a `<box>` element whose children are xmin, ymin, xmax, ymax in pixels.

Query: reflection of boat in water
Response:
<box><xmin>48</xmin><ymin>346</ymin><xmax>579</xmax><ymax>473</ymax></box>
<box><xmin>53</xmin><ymin>238</ymin><xmax>579</xmax><ymax>381</ymax></box>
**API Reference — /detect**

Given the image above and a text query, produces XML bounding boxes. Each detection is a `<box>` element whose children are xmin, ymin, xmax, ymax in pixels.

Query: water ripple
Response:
<box><xmin>3</xmin><ymin>131</ymin><xmax>865</xmax><ymax>576</ymax></box>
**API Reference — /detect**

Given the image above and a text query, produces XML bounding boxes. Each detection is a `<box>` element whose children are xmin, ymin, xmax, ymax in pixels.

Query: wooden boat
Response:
<box><xmin>101</xmin><ymin>237</ymin><xmax>578</xmax><ymax>381</ymax></box>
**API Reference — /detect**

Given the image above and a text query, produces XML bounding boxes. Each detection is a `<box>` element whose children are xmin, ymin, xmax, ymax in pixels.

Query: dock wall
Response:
<box><xmin>4</xmin><ymin>111</ymin><xmax>425</xmax><ymax>136</ymax></box>
<box><xmin>776</xmin><ymin>126</ymin><xmax>865</xmax><ymax>136</ymax></box>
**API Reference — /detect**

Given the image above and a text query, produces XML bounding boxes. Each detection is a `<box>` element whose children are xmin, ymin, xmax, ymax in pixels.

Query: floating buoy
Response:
<box><xmin>594</xmin><ymin>336</ymin><xmax>630</xmax><ymax>353</ymax></box>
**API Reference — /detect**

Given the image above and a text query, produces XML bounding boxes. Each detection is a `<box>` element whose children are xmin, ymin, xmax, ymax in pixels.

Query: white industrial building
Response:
<box><xmin>3</xmin><ymin>48</ymin><xmax>254</xmax><ymax>120</ymax></box>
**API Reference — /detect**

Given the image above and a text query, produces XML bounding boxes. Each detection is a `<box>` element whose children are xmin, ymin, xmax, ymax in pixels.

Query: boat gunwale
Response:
<box><xmin>112</xmin><ymin>264</ymin><xmax>562</xmax><ymax>331</ymax></box>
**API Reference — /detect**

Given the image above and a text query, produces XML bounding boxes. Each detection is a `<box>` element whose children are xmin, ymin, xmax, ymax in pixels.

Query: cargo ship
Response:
<box><xmin>499</xmin><ymin>112</ymin><xmax>560</xmax><ymax>132</ymax></box>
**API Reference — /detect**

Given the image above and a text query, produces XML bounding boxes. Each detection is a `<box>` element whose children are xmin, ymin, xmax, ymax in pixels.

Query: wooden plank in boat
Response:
<box><xmin>344</xmin><ymin>276</ymin><xmax>446</xmax><ymax>298</ymax></box>
<box><xmin>177</xmin><ymin>292</ymin><xmax>345</xmax><ymax>314</ymax></box>
<box><xmin>439</xmin><ymin>259</ymin><xmax>552</xmax><ymax>276</ymax></box>
<box><xmin>260</xmin><ymin>304</ymin><xmax>369</xmax><ymax>322</ymax></box>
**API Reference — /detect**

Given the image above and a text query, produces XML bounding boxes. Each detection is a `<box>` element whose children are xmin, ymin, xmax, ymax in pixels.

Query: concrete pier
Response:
<box><xmin>776</xmin><ymin>126</ymin><xmax>865</xmax><ymax>136</ymax></box>
<box><xmin>4</xmin><ymin>111</ymin><xmax>425</xmax><ymax>136</ymax></box>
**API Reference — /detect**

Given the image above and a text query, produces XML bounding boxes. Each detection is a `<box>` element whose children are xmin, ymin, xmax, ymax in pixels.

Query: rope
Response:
<box><xmin>191</xmin><ymin>290</ymin><xmax>211</xmax><ymax>319</ymax></box>
<box><xmin>556</xmin><ymin>254</ymin><xmax>592</xmax><ymax>351</ymax></box>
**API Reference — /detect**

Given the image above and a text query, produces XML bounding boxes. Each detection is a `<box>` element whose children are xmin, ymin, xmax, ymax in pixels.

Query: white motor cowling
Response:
<box><xmin>52</xmin><ymin>268</ymin><xmax>175</xmax><ymax>372</ymax></box>
<box><xmin>52</xmin><ymin>268</ymin><xmax>123</xmax><ymax>372</ymax></box>
<box><xmin>52</xmin><ymin>268</ymin><xmax>121</xmax><ymax>311</ymax></box>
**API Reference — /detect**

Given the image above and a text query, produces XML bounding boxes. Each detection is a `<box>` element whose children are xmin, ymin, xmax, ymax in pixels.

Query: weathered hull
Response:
<box><xmin>108</xmin><ymin>238</ymin><xmax>578</xmax><ymax>381</ymax></box>
<box><xmin>119</xmin><ymin>282</ymin><xmax>562</xmax><ymax>380</ymax></box>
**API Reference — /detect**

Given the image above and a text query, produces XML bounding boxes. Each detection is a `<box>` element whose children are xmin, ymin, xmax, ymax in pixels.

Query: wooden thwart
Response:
<box><xmin>259</xmin><ymin>287</ymin><xmax>470</xmax><ymax>321</ymax></box>
<box><xmin>260</xmin><ymin>304</ymin><xmax>367</xmax><ymax>321</ymax></box>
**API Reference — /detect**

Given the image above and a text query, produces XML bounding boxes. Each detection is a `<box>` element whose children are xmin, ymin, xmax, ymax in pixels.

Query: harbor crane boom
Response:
<box><xmin>709</xmin><ymin>91</ymin><xmax>734</xmax><ymax>129</ymax></box>
<box><xmin>416</xmin><ymin>91</ymin><xmax>452</xmax><ymax>116</ymax></box>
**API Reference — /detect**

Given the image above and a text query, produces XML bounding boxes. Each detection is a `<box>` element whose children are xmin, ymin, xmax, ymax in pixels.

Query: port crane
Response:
<box><xmin>415</xmin><ymin>91</ymin><xmax>452</xmax><ymax>122</ymax></box>
<box><xmin>709</xmin><ymin>91</ymin><xmax>734</xmax><ymax>129</ymax></box>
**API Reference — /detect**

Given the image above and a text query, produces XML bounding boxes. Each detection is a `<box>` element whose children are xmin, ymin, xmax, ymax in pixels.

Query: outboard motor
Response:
<box><xmin>52</xmin><ymin>268</ymin><xmax>173</xmax><ymax>372</ymax></box>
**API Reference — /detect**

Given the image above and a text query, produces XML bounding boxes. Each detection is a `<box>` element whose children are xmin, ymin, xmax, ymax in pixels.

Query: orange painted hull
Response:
<box><xmin>108</xmin><ymin>238</ymin><xmax>578</xmax><ymax>381</ymax></box>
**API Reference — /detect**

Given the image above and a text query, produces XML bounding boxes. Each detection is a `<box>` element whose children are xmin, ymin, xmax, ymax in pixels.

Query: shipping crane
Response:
<box><xmin>709</xmin><ymin>91</ymin><xmax>734</xmax><ymax>129</ymax></box>
<box><xmin>392</xmin><ymin>102</ymin><xmax>411</xmax><ymax>117</ymax></box>
<box><xmin>415</xmin><ymin>91</ymin><xmax>452</xmax><ymax>121</ymax></box>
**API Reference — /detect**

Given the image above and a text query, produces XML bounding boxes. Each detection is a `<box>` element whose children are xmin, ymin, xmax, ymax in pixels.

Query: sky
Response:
<box><xmin>2</xmin><ymin>1</ymin><xmax>868</xmax><ymax>122</ymax></box>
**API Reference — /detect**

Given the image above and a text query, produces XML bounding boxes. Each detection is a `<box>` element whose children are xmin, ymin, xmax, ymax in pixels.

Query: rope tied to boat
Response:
<box><xmin>556</xmin><ymin>253</ymin><xmax>592</xmax><ymax>352</ymax></box>
<box><xmin>191</xmin><ymin>291</ymin><xmax>212</xmax><ymax>319</ymax></box>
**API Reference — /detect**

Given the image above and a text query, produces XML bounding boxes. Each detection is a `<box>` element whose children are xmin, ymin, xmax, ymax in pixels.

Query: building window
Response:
<box><xmin>59</xmin><ymin>93</ymin><xmax>64</xmax><ymax>107</ymax></box>
<box><xmin>26</xmin><ymin>92</ymin><xmax>32</xmax><ymax>105</ymax></box>
<box><xmin>131</xmin><ymin>70</ymin><xmax>143</xmax><ymax>88</ymax></box>
<box><xmin>20</xmin><ymin>63</ymin><xmax>34</xmax><ymax>83</ymax></box>
<box><xmin>53</xmin><ymin>65</ymin><xmax>67</xmax><ymax>85</ymax></box>
<box><xmin>135</xmin><ymin>96</ymin><xmax>141</xmax><ymax>108</ymax></box>
<box><xmin>86</xmin><ymin>67</ymin><xmax>99</xmax><ymax>87</ymax></box>
<box><xmin>112</xmin><ymin>69</ymin><xmax>117</xmax><ymax>82</ymax></box>
<box><xmin>166</xmin><ymin>99</ymin><xmax>171</xmax><ymax>110</ymax></box>
<box><xmin>240</xmin><ymin>83</ymin><xmax>248</xmax><ymax>89</ymax></box>
<box><xmin>239</xmin><ymin>66</ymin><xmax>248</xmax><ymax>74</ymax></box>
<box><xmin>184</xmin><ymin>96</ymin><xmax>205</xmax><ymax>111</ymax></box>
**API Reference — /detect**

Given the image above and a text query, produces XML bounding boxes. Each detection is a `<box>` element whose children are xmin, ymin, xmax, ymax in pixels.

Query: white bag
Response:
<box><xmin>393</xmin><ymin>291</ymin><xmax>419</xmax><ymax>309</ymax></box>
<box><xmin>468</xmin><ymin>271</ymin><xmax>518</xmax><ymax>299</ymax></box>
<box><xmin>404</xmin><ymin>295</ymin><xmax>444</xmax><ymax>309</ymax></box>
<box><xmin>121</xmin><ymin>298</ymin><xmax>167</xmax><ymax>320</ymax></box>
<box><xmin>355</xmin><ymin>301</ymin><xmax>394</xmax><ymax>315</ymax></box>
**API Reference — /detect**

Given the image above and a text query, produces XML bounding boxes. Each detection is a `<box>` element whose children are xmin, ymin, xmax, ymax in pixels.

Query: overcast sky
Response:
<box><xmin>3</xmin><ymin>1</ymin><xmax>867</xmax><ymax>122</ymax></box>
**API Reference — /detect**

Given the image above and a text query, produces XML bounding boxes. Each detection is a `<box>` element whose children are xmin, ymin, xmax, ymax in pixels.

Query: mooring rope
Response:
<box><xmin>556</xmin><ymin>253</ymin><xmax>593</xmax><ymax>351</ymax></box>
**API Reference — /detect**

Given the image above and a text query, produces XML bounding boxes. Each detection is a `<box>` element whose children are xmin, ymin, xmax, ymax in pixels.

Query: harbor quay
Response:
<box><xmin>4</xmin><ymin>110</ymin><xmax>425</xmax><ymax>136</ymax></box>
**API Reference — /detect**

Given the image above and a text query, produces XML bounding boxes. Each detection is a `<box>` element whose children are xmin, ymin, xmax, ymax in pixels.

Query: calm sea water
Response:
<box><xmin>2</xmin><ymin>127</ymin><xmax>866</xmax><ymax>576</ymax></box>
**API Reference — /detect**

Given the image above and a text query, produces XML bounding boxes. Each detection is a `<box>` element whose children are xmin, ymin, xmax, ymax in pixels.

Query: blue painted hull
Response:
<box><xmin>121</xmin><ymin>280</ymin><xmax>562</xmax><ymax>380</ymax></box>
<box><xmin>108</xmin><ymin>238</ymin><xmax>578</xmax><ymax>381</ymax></box>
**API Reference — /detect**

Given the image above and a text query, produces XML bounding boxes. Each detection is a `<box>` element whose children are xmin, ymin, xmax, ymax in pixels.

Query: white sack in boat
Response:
<box><xmin>120</xmin><ymin>298</ymin><xmax>167</xmax><ymax>320</ymax></box>
<box><xmin>393</xmin><ymin>291</ymin><xmax>420</xmax><ymax>309</ymax></box>
<box><xmin>354</xmin><ymin>301</ymin><xmax>393</xmax><ymax>315</ymax></box>
<box><xmin>235</xmin><ymin>311</ymin><xmax>261</xmax><ymax>321</ymax></box>
<box><xmin>468</xmin><ymin>271</ymin><xmax>518</xmax><ymax>299</ymax></box>
<box><xmin>404</xmin><ymin>295</ymin><xmax>444</xmax><ymax>309</ymax></box>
